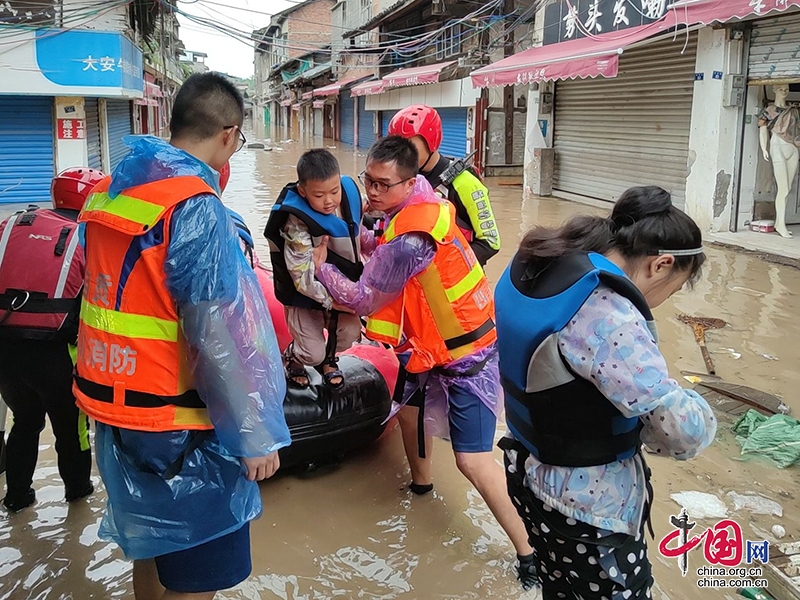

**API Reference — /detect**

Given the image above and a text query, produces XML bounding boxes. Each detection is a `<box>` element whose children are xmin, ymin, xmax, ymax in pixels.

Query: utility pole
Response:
<box><xmin>503</xmin><ymin>0</ymin><xmax>515</xmax><ymax>165</ymax></box>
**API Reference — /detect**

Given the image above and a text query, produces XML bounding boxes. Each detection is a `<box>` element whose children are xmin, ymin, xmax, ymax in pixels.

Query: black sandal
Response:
<box><xmin>318</xmin><ymin>358</ymin><xmax>344</xmax><ymax>389</ymax></box>
<box><xmin>284</xmin><ymin>344</ymin><xmax>310</xmax><ymax>389</ymax></box>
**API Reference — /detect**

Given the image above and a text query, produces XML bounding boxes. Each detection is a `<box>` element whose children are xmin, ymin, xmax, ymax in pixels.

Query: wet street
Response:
<box><xmin>1</xmin><ymin>138</ymin><xmax>799</xmax><ymax>600</ymax></box>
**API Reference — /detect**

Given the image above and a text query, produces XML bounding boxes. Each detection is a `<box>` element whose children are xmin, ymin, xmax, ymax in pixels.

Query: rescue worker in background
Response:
<box><xmin>74</xmin><ymin>73</ymin><xmax>291</xmax><ymax>599</ymax></box>
<box><xmin>312</xmin><ymin>136</ymin><xmax>537</xmax><ymax>591</ymax></box>
<box><xmin>494</xmin><ymin>187</ymin><xmax>717</xmax><ymax>598</ymax></box>
<box><xmin>0</xmin><ymin>167</ymin><xmax>104</xmax><ymax>512</ymax></box>
<box><xmin>388</xmin><ymin>104</ymin><xmax>500</xmax><ymax>266</ymax></box>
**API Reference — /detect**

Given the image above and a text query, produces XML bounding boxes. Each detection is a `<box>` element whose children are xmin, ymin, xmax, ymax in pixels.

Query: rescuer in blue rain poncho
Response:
<box><xmin>76</xmin><ymin>73</ymin><xmax>290</xmax><ymax>599</ymax></box>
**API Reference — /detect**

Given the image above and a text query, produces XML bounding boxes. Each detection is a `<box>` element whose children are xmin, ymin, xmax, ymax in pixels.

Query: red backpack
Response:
<box><xmin>0</xmin><ymin>206</ymin><xmax>84</xmax><ymax>341</ymax></box>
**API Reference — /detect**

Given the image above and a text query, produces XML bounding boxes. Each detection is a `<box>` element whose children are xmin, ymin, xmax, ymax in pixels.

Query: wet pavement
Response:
<box><xmin>1</xmin><ymin>137</ymin><xmax>799</xmax><ymax>599</ymax></box>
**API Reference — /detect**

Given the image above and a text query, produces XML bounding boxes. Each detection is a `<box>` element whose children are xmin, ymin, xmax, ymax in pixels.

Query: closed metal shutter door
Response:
<box><xmin>438</xmin><ymin>107</ymin><xmax>468</xmax><ymax>158</ymax></box>
<box><xmin>0</xmin><ymin>96</ymin><xmax>54</xmax><ymax>204</ymax></box>
<box><xmin>382</xmin><ymin>110</ymin><xmax>398</xmax><ymax>137</ymax></box>
<box><xmin>339</xmin><ymin>93</ymin><xmax>355</xmax><ymax>146</ymax></box>
<box><xmin>357</xmin><ymin>97</ymin><xmax>376</xmax><ymax>149</ymax></box>
<box><xmin>106</xmin><ymin>100</ymin><xmax>132</xmax><ymax>171</ymax></box>
<box><xmin>749</xmin><ymin>12</ymin><xmax>800</xmax><ymax>82</ymax></box>
<box><xmin>85</xmin><ymin>97</ymin><xmax>102</xmax><ymax>171</ymax></box>
<box><xmin>553</xmin><ymin>33</ymin><xmax>697</xmax><ymax>208</ymax></box>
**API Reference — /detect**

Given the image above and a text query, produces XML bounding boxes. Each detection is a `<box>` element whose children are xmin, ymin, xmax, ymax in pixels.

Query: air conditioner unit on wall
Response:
<box><xmin>431</xmin><ymin>0</ymin><xmax>446</xmax><ymax>16</ymax></box>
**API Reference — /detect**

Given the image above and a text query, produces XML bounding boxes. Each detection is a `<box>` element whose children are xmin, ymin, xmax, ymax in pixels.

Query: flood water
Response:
<box><xmin>1</xmin><ymin>138</ymin><xmax>799</xmax><ymax>600</ymax></box>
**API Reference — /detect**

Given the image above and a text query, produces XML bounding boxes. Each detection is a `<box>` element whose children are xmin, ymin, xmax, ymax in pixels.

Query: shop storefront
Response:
<box><xmin>0</xmin><ymin>28</ymin><xmax>142</xmax><ymax>202</ymax></box>
<box><xmin>737</xmin><ymin>9</ymin><xmax>800</xmax><ymax>238</ymax></box>
<box><xmin>471</xmin><ymin>0</ymin><xmax>800</xmax><ymax>254</ymax></box>
<box><xmin>364</xmin><ymin>62</ymin><xmax>479</xmax><ymax>159</ymax></box>
<box><xmin>339</xmin><ymin>91</ymin><xmax>356</xmax><ymax>146</ymax></box>
<box><xmin>0</xmin><ymin>96</ymin><xmax>55</xmax><ymax>203</ymax></box>
<box><xmin>553</xmin><ymin>34</ymin><xmax>697</xmax><ymax>208</ymax></box>
<box><xmin>313</xmin><ymin>75</ymin><xmax>373</xmax><ymax>146</ymax></box>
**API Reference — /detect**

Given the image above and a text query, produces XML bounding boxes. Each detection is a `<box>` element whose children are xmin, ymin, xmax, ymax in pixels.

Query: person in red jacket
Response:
<box><xmin>0</xmin><ymin>167</ymin><xmax>104</xmax><ymax>512</ymax></box>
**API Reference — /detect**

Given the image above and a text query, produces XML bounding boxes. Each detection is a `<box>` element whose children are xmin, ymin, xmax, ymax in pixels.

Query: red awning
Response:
<box><xmin>351</xmin><ymin>80</ymin><xmax>385</xmax><ymax>96</ymax></box>
<box><xmin>471</xmin><ymin>23</ymin><xmax>665</xmax><ymax>88</ymax></box>
<box><xmin>667</xmin><ymin>0</ymin><xmax>800</xmax><ymax>24</ymax></box>
<box><xmin>383</xmin><ymin>60</ymin><xmax>457</xmax><ymax>88</ymax></box>
<box><xmin>313</xmin><ymin>74</ymin><xmax>372</xmax><ymax>97</ymax></box>
<box><xmin>134</xmin><ymin>98</ymin><xmax>159</xmax><ymax>107</ymax></box>
<box><xmin>301</xmin><ymin>91</ymin><xmax>313</xmax><ymax>100</ymax></box>
<box><xmin>471</xmin><ymin>0</ymin><xmax>800</xmax><ymax>88</ymax></box>
<box><xmin>280</xmin><ymin>99</ymin><xmax>292</xmax><ymax>107</ymax></box>
<box><xmin>144</xmin><ymin>81</ymin><xmax>163</xmax><ymax>98</ymax></box>
<box><xmin>292</xmin><ymin>103</ymin><xmax>301</xmax><ymax>111</ymax></box>
<box><xmin>312</xmin><ymin>100</ymin><xmax>325</xmax><ymax>109</ymax></box>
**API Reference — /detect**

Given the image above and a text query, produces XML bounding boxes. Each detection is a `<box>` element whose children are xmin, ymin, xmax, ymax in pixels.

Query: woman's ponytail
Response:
<box><xmin>517</xmin><ymin>186</ymin><xmax>705</xmax><ymax>283</ymax></box>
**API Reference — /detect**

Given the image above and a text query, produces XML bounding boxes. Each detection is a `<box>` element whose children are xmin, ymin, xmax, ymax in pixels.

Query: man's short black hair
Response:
<box><xmin>296</xmin><ymin>149</ymin><xmax>340</xmax><ymax>185</ymax></box>
<box><xmin>169</xmin><ymin>72</ymin><xmax>244</xmax><ymax>141</ymax></box>
<box><xmin>367</xmin><ymin>136</ymin><xmax>418</xmax><ymax>180</ymax></box>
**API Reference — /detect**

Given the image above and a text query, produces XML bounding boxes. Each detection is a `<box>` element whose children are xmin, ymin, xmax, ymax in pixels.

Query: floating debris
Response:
<box><xmin>670</xmin><ymin>491</ymin><xmax>728</xmax><ymax>519</ymax></box>
<box><xmin>726</xmin><ymin>491</ymin><xmax>783</xmax><ymax>517</ymax></box>
<box><xmin>678</xmin><ymin>314</ymin><xmax>727</xmax><ymax>375</ymax></box>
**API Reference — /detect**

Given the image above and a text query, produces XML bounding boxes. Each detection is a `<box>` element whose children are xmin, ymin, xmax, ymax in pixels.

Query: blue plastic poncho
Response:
<box><xmin>94</xmin><ymin>136</ymin><xmax>291</xmax><ymax>560</ymax></box>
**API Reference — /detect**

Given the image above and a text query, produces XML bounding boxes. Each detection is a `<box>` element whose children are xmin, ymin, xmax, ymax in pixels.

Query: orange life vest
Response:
<box><xmin>73</xmin><ymin>175</ymin><xmax>217</xmax><ymax>432</ymax></box>
<box><xmin>365</xmin><ymin>198</ymin><xmax>496</xmax><ymax>374</ymax></box>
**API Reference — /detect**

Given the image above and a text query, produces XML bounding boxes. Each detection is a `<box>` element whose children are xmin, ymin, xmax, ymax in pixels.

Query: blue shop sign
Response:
<box><xmin>35</xmin><ymin>29</ymin><xmax>143</xmax><ymax>93</ymax></box>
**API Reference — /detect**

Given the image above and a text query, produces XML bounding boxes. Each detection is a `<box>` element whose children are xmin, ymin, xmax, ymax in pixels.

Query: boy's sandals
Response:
<box><xmin>286</xmin><ymin>360</ymin><xmax>310</xmax><ymax>389</ymax></box>
<box><xmin>317</xmin><ymin>358</ymin><xmax>345</xmax><ymax>390</ymax></box>
<box><xmin>284</xmin><ymin>343</ymin><xmax>310</xmax><ymax>389</ymax></box>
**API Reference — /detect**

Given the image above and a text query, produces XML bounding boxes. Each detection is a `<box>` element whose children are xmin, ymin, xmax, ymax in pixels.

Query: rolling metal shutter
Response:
<box><xmin>85</xmin><ymin>97</ymin><xmax>103</xmax><ymax>171</ymax></box>
<box><xmin>553</xmin><ymin>33</ymin><xmax>697</xmax><ymax>209</ymax></box>
<box><xmin>339</xmin><ymin>92</ymin><xmax>355</xmax><ymax>146</ymax></box>
<box><xmin>0</xmin><ymin>96</ymin><xmax>54</xmax><ymax>204</ymax></box>
<box><xmin>438</xmin><ymin>107</ymin><xmax>468</xmax><ymax>158</ymax></box>
<box><xmin>382</xmin><ymin>110</ymin><xmax>398</xmax><ymax>137</ymax></box>
<box><xmin>357</xmin><ymin>97</ymin><xmax>377</xmax><ymax>149</ymax></box>
<box><xmin>106</xmin><ymin>99</ymin><xmax>132</xmax><ymax>171</ymax></box>
<box><xmin>749</xmin><ymin>12</ymin><xmax>800</xmax><ymax>82</ymax></box>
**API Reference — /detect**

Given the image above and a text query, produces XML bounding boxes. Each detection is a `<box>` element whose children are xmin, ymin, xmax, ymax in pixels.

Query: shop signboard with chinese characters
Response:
<box><xmin>0</xmin><ymin>29</ymin><xmax>143</xmax><ymax>98</ymax></box>
<box><xmin>542</xmin><ymin>0</ymin><xmax>669</xmax><ymax>45</ymax></box>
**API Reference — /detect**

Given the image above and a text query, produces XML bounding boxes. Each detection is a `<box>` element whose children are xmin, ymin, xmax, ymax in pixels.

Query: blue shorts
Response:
<box><xmin>407</xmin><ymin>380</ymin><xmax>497</xmax><ymax>453</ymax></box>
<box><xmin>154</xmin><ymin>523</ymin><xmax>251</xmax><ymax>593</ymax></box>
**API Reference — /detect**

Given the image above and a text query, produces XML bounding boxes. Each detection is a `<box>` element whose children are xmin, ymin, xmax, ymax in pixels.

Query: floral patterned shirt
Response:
<box><xmin>512</xmin><ymin>285</ymin><xmax>717</xmax><ymax>536</ymax></box>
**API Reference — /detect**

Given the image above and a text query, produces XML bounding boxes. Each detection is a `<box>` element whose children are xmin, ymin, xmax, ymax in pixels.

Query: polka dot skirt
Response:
<box><xmin>504</xmin><ymin>452</ymin><xmax>654</xmax><ymax>600</ymax></box>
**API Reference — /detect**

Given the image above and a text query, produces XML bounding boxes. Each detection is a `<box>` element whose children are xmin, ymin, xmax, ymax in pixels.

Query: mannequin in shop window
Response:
<box><xmin>758</xmin><ymin>84</ymin><xmax>800</xmax><ymax>238</ymax></box>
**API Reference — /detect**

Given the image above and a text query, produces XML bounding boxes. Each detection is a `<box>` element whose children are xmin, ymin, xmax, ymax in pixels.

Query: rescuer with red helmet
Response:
<box><xmin>388</xmin><ymin>105</ymin><xmax>501</xmax><ymax>266</ymax></box>
<box><xmin>0</xmin><ymin>166</ymin><xmax>104</xmax><ymax>512</ymax></box>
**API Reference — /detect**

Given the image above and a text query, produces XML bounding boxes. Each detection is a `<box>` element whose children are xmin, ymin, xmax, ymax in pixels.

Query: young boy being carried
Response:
<box><xmin>265</xmin><ymin>149</ymin><xmax>369</xmax><ymax>389</ymax></box>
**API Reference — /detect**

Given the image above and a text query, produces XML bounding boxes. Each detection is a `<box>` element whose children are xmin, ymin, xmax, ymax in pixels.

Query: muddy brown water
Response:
<box><xmin>1</xmin><ymin>139</ymin><xmax>799</xmax><ymax>599</ymax></box>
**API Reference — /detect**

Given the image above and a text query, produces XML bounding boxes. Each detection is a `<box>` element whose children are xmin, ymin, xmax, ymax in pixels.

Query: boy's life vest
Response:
<box><xmin>0</xmin><ymin>205</ymin><xmax>84</xmax><ymax>342</ymax></box>
<box><xmin>495</xmin><ymin>252</ymin><xmax>654</xmax><ymax>467</ymax></box>
<box><xmin>264</xmin><ymin>175</ymin><xmax>363</xmax><ymax>310</ymax></box>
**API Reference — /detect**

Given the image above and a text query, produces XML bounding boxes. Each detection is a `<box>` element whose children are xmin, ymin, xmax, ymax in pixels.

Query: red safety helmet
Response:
<box><xmin>51</xmin><ymin>167</ymin><xmax>105</xmax><ymax>211</ymax></box>
<box><xmin>219</xmin><ymin>161</ymin><xmax>231</xmax><ymax>194</ymax></box>
<box><xmin>388</xmin><ymin>105</ymin><xmax>442</xmax><ymax>153</ymax></box>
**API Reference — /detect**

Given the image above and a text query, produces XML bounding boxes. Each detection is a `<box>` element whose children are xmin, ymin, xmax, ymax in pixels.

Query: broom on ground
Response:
<box><xmin>677</xmin><ymin>314</ymin><xmax>727</xmax><ymax>375</ymax></box>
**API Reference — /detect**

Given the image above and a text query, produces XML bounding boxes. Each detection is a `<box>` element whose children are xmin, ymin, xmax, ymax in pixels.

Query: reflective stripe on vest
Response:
<box><xmin>366</xmin><ymin>318</ymin><xmax>402</xmax><ymax>343</ymax></box>
<box><xmin>83</xmin><ymin>191</ymin><xmax>165</xmax><ymax>229</ymax></box>
<box><xmin>383</xmin><ymin>201</ymin><xmax>450</xmax><ymax>244</ymax></box>
<box><xmin>80</xmin><ymin>302</ymin><xmax>179</xmax><ymax>341</ymax></box>
<box><xmin>75</xmin><ymin>175</ymin><xmax>216</xmax><ymax>432</ymax></box>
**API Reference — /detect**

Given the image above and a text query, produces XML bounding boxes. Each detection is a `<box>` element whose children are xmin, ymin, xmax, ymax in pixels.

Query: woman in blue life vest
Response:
<box><xmin>494</xmin><ymin>186</ymin><xmax>717</xmax><ymax>600</ymax></box>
